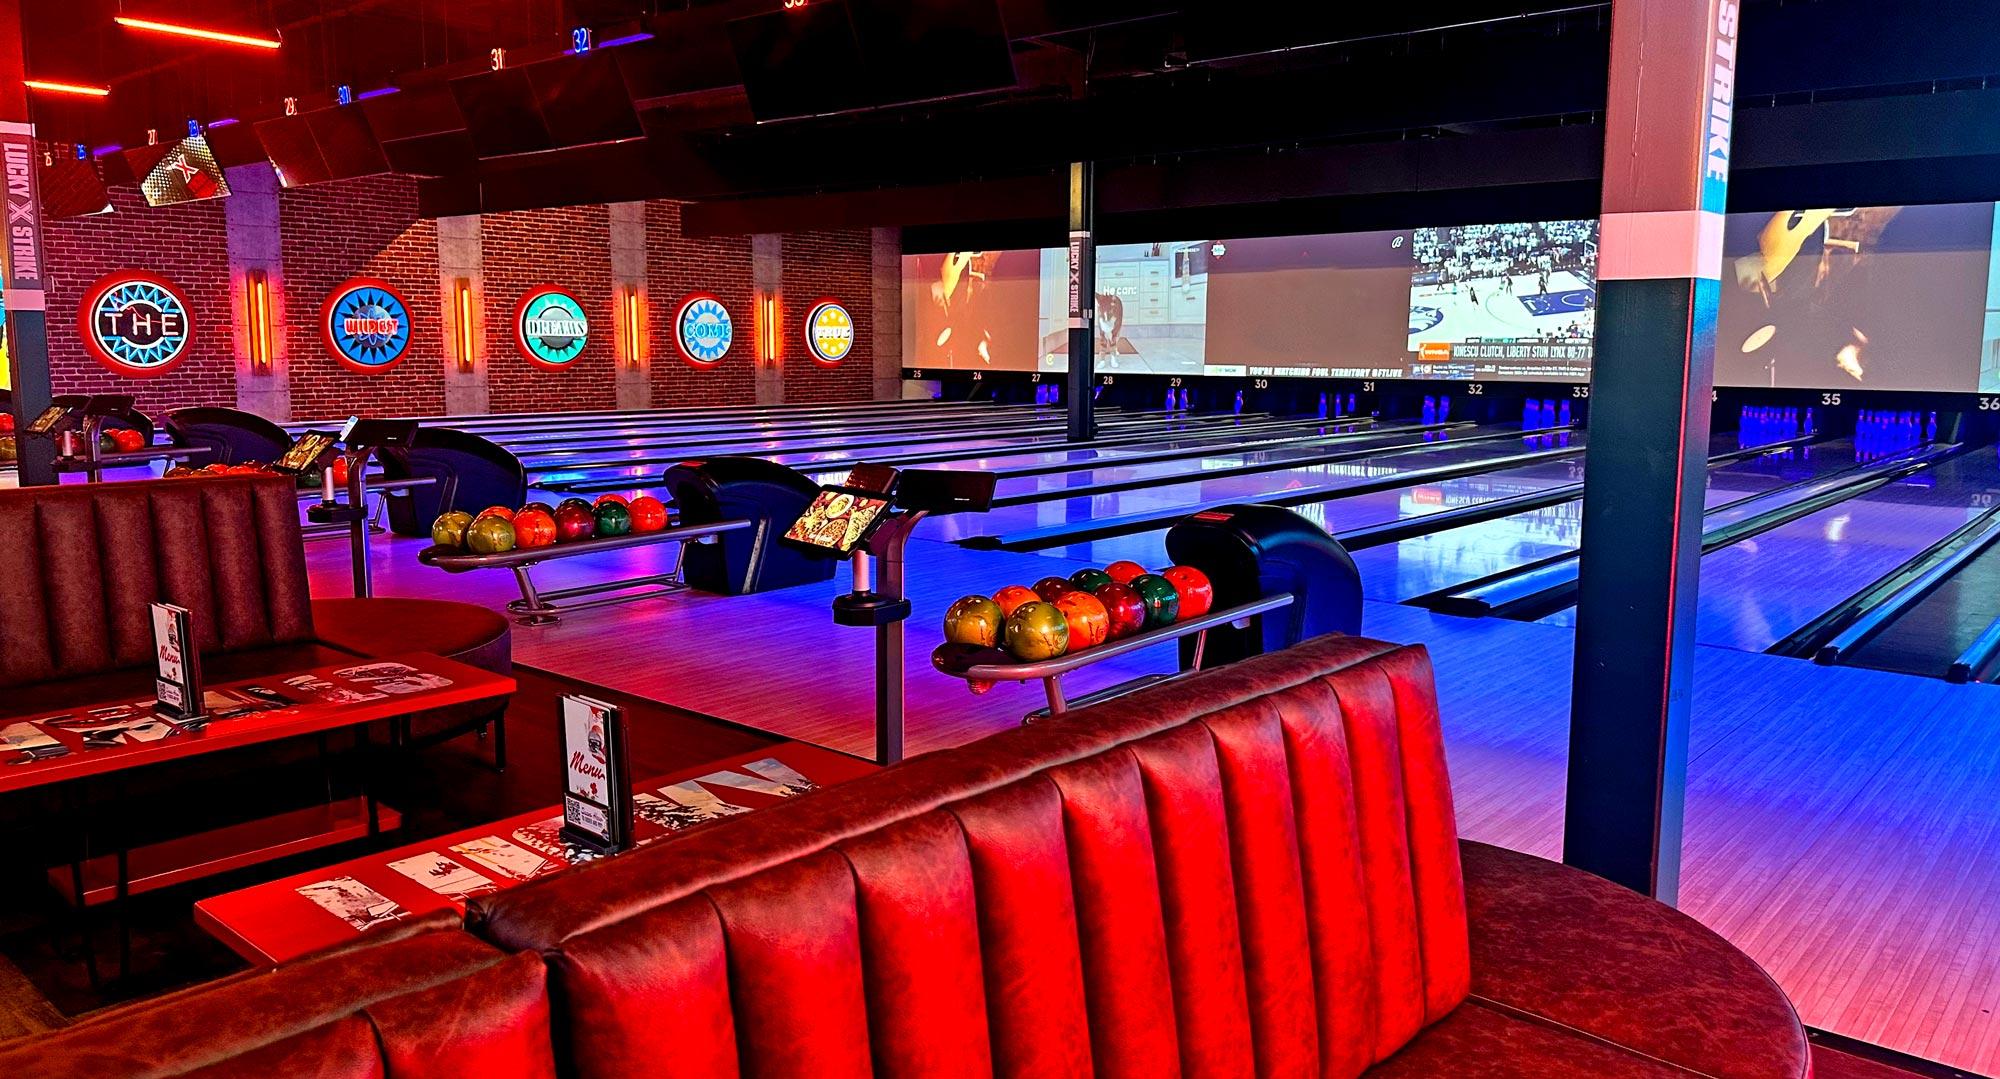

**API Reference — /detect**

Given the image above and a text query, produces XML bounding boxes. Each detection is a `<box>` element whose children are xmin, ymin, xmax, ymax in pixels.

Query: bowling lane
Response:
<box><xmin>1348</xmin><ymin>436</ymin><xmax>1859</xmax><ymax>603</ymax></box>
<box><xmin>765</xmin><ymin>414</ymin><xmax>1386</xmax><ymax>473</ymax></box>
<box><xmin>1059</xmin><ymin>437</ymin><xmax>1586</xmax><ymax>567</ymax></box>
<box><xmin>1662</xmin><ymin>448</ymin><xmax>2000</xmax><ymax>652</ymax></box>
<box><xmin>935</xmin><ymin>427</ymin><xmax>1577</xmax><ymax>546</ymax></box>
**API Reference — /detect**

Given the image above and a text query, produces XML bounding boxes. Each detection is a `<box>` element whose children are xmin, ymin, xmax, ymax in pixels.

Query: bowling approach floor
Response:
<box><xmin>290</xmin><ymin>399</ymin><xmax>2000</xmax><ymax>1074</ymax></box>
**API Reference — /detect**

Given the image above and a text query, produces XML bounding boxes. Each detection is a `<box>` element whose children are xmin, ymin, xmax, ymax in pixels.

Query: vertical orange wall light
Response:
<box><xmin>242</xmin><ymin>269</ymin><xmax>273</xmax><ymax>372</ymax></box>
<box><xmin>618</xmin><ymin>285</ymin><xmax>645</xmax><ymax>368</ymax></box>
<box><xmin>452</xmin><ymin>277</ymin><xmax>477</xmax><ymax>371</ymax></box>
<box><xmin>755</xmin><ymin>292</ymin><xmax>781</xmax><ymax>366</ymax></box>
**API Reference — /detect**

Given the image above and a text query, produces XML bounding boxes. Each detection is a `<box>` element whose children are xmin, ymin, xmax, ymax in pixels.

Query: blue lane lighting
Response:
<box><xmin>91</xmin><ymin>143</ymin><xmax>122</xmax><ymax>157</ymax></box>
<box><xmin>207</xmin><ymin>117</ymin><xmax>238</xmax><ymax>128</ymax></box>
<box><xmin>597</xmin><ymin>32</ymin><xmax>653</xmax><ymax>48</ymax></box>
<box><xmin>356</xmin><ymin>86</ymin><xmax>400</xmax><ymax>101</ymax></box>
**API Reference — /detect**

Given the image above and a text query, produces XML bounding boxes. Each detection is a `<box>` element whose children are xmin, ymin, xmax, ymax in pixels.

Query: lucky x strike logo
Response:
<box><xmin>515</xmin><ymin>287</ymin><xmax>590</xmax><ymax>368</ymax></box>
<box><xmin>805</xmin><ymin>300</ymin><xmax>854</xmax><ymax>365</ymax></box>
<box><xmin>323</xmin><ymin>278</ymin><xmax>411</xmax><ymax>371</ymax></box>
<box><xmin>676</xmin><ymin>293</ymin><xmax>733</xmax><ymax>365</ymax></box>
<box><xmin>81</xmin><ymin>271</ymin><xmax>193</xmax><ymax>377</ymax></box>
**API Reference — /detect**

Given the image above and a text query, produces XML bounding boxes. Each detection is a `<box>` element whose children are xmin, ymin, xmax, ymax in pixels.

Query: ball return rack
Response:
<box><xmin>294</xmin><ymin>419</ymin><xmax>430</xmax><ymax>599</ymax></box>
<box><xmin>930</xmin><ymin>593</ymin><xmax>1295</xmax><ymax>721</ymax></box>
<box><xmin>23</xmin><ymin>393</ymin><xmax>207</xmax><ymax>481</ymax></box>
<box><xmin>418</xmin><ymin>518</ymin><xmax>752</xmax><ymax>625</ymax></box>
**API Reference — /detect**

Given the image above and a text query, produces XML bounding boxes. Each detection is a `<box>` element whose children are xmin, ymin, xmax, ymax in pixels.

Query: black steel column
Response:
<box><xmin>0</xmin><ymin>0</ymin><xmax>52</xmax><ymax>486</ymax></box>
<box><xmin>1565</xmin><ymin>0</ymin><xmax>1739</xmax><ymax>902</ymax></box>
<box><xmin>1064</xmin><ymin>160</ymin><xmax>1096</xmax><ymax>441</ymax></box>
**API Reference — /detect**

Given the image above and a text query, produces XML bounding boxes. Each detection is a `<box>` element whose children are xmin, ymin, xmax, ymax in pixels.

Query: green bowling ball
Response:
<box><xmin>557</xmin><ymin>497</ymin><xmax>594</xmax><ymax>514</ymax></box>
<box><xmin>943</xmin><ymin>595</ymin><xmax>1006</xmax><ymax>649</ymax></box>
<box><xmin>593</xmin><ymin>500</ymin><xmax>633</xmax><ymax>537</ymax></box>
<box><xmin>1004</xmin><ymin>601</ymin><xmax>1070</xmax><ymax>662</ymax></box>
<box><xmin>430</xmin><ymin>510</ymin><xmax>476</xmax><ymax>549</ymax></box>
<box><xmin>1069</xmin><ymin>567</ymin><xmax>1114</xmax><ymax>593</ymax></box>
<box><xmin>465</xmin><ymin>514</ymin><xmax>517</xmax><ymax>555</ymax></box>
<box><xmin>1129</xmin><ymin>573</ymin><xmax>1182</xmax><ymax>628</ymax></box>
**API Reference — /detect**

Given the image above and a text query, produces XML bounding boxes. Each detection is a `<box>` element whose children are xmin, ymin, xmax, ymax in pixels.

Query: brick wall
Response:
<box><xmin>646</xmin><ymin>200</ymin><xmax>758</xmax><ymax>408</ymax></box>
<box><xmin>42</xmin><ymin>186</ymin><xmax>236</xmax><ymax>420</ymax></box>
<box><xmin>280</xmin><ymin>175</ymin><xmax>448</xmax><ymax>420</ymax></box>
<box><xmin>38</xmin><ymin>169</ymin><xmax>891</xmax><ymax>421</ymax></box>
<box><xmin>783</xmin><ymin>230</ymin><xmax>876</xmax><ymax>403</ymax></box>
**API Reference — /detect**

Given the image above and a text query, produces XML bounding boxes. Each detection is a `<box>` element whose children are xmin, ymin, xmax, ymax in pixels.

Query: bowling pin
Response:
<box><xmin>1423</xmin><ymin>395</ymin><xmax>1438</xmax><ymax>425</ymax></box>
<box><xmin>1804</xmin><ymin>407</ymin><xmax>1815</xmax><ymax>434</ymax></box>
<box><xmin>1179</xmin><ymin>388</ymin><xmax>1190</xmax><ymax>411</ymax></box>
<box><xmin>1234</xmin><ymin>390</ymin><xmax>1244</xmax><ymax>414</ymax></box>
<box><xmin>1558</xmin><ymin>399</ymin><xmax>1572</xmax><ymax>427</ymax></box>
<box><xmin>1166</xmin><ymin>387</ymin><xmax>1178</xmax><ymax>412</ymax></box>
<box><xmin>1543</xmin><ymin>400</ymin><xmax>1557</xmax><ymax>429</ymax></box>
<box><xmin>1523</xmin><ymin>398</ymin><xmax>1541</xmax><ymax>430</ymax></box>
<box><xmin>1927</xmin><ymin>411</ymin><xmax>1938</xmax><ymax>442</ymax></box>
<box><xmin>1349</xmin><ymin>393</ymin><xmax>1360</xmax><ymax>416</ymax></box>
<box><xmin>1318</xmin><ymin>392</ymin><xmax>1329</xmax><ymax>419</ymax></box>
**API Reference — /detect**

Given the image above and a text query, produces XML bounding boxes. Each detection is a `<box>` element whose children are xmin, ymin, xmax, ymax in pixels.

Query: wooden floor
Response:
<box><xmin>311</xmin><ymin>525</ymin><xmax>2000</xmax><ymax>1074</ymax></box>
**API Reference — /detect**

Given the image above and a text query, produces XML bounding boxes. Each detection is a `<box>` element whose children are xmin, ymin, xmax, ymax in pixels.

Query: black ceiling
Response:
<box><xmin>21</xmin><ymin>1</ymin><xmax>2000</xmax><ymax>239</ymax></box>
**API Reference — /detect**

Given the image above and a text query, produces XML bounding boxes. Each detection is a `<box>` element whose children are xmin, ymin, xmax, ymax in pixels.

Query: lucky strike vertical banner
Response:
<box><xmin>0</xmin><ymin>122</ymin><xmax>44</xmax><ymax>389</ymax></box>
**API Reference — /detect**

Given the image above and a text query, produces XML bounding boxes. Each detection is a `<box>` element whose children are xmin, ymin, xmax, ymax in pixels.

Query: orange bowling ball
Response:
<box><xmin>513</xmin><ymin>509</ymin><xmax>558</xmax><ymax>548</ymax></box>
<box><xmin>628</xmin><ymin>495</ymin><xmax>669</xmax><ymax>532</ymax></box>
<box><xmin>992</xmin><ymin>584</ymin><xmax>1039</xmax><ymax>619</ymax></box>
<box><xmin>477</xmin><ymin>505</ymin><xmax>515</xmax><ymax>521</ymax></box>
<box><xmin>1105</xmin><ymin>560</ymin><xmax>1148</xmax><ymax>584</ymax></box>
<box><xmin>1053</xmin><ymin>591</ymin><xmax>1109</xmax><ymax>650</ymax></box>
<box><xmin>1161</xmin><ymin>565</ymin><xmax>1215</xmax><ymax>619</ymax></box>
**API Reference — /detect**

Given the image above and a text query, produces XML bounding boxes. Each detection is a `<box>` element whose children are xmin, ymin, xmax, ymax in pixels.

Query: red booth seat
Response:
<box><xmin>469</xmin><ymin>633</ymin><xmax>1808</xmax><ymax>1078</ymax></box>
<box><xmin>0</xmin><ymin>912</ymin><xmax>554</xmax><ymax>1078</ymax></box>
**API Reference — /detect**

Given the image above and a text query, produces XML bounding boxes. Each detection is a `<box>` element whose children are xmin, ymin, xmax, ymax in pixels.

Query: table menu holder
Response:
<box><xmin>151</xmin><ymin>602</ymin><xmax>205</xmax><ymax>723</ymax></box>
<box><xmin>560</xmin><ymin>695</ymin><xmax>632</xmax><ymax>853</ymax></box>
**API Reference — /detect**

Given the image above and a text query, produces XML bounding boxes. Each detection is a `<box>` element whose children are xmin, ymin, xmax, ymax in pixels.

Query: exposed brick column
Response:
<box><xmin>436</xmin><ymin>214</ymin><xmax>488</xmax><ymax>415</ymax></box>
<box><xmin>607</xmin><ymin>201</ymin><xmax>649</xmax><ymax>410</ymax></box>
<box><xmin>223</xmin><ymin>163</ymin><xmax>288</xmax><ymax>421</ymax></box>
<box><xmin>751</xmin><ymin>233</ymin><xmax>783</xmax><ymax>405</ymax></box>
<box><xmin>871</xmin><ymin>228</ymin><xmax>902</xmax><ymax>401</ymax></box>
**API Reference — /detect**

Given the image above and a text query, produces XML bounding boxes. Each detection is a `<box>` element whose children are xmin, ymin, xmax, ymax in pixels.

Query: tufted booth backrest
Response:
<box><xmin>0</xmin><ymin>475</ymin><xmax>315</xmax><ymax>689</ymax></box>
<box><xmin>473</xmin><ymin>633</ymin><xmax>1471</xmax><ymax>1079</ymax></box>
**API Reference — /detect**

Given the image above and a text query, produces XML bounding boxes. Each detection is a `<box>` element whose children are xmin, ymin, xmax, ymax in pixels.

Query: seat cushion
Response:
<box><xmin>1458</xmin><ymin>841</ymin><xmax>1809</xmax><ymax>1079</ymax></box>
<box><xmin>1364</xmin><ymin>998</ymin><xmax>1696</xmax><ymax>1077</ymax></box>
<box><xmin>311</xmin><ymin>598</ymin><xmax>511</xmax><ymax>676</ymax></box>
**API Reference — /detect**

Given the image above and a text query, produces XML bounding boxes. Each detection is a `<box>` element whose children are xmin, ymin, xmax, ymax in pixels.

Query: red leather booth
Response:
<box><xmin>0</xmin><ymin>633</ymin><xmax>1809</xmax><ymax>1076</ymax></box>
<box><xmin>0</xmin><ymin>474</ymin><xmax>511</xmax><ymax>758</ymax></box>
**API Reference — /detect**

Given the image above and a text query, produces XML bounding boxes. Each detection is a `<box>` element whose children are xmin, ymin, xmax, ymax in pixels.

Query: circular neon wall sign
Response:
<box><xmin>675</xmin><ymin>293</ymin><xmax>734</xmax><ymax>366</ymax></box>
<box><xmin>80</xmin><ymin>271</ymin><xmax>194</xmax><ymax>377</ymax></box>
<box><xmin>804</xmin><ymin>300</ymin><xmax>854</xmax><ymax>366</ymax></box>
<box><xmin>514</xmin><ymin>286</ymin><xmax>590</xmax><ymax>368</ymax></box>
<box><xmin>322</xmin><ymin>278</ymin><xmax>412</xmax><ymax>372</ymax></box>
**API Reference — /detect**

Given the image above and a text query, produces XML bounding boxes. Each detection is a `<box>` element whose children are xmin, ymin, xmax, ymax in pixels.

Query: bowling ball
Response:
<box><xmin>331</xmin><ymin>455</ymin><xmax>352</xmax><ymax>486</ymax></box>
<box><xmin>1069</xmin><ymin>568</ymin><xmax>1114</xmax><ymax>593</ymax></box>
<box><xmin>943</xmin><ymin>595</ymin><xmax>1006</xmax><ymax>648</ymax></box>
<box><xmin>992</xmin><ymin>584</ymin><xmax>1039</xmax><ymax>619</ymax></box>
<box><xmin>594</xmin><ymin>493</ymin><xmax>630</xmax><ymax>508</ymax></box>
<box><xmin>514</xmin><ymin>509</ymin><xmax>557</xmax><ymax>548</ymax></box>
<box><xmin>431</xmin><ymin>510</ymin><xmax>476</xmax><ymax>548</ymax></box>
<box><xmin>0</xmin><ymin>436</ymin><xmax>14</xmax><ymax>463</ymax></box>
<box><xmin>1105</xmin><ymin>560</ymin><xmax>1148</xmax><ymax>585</ymax></box>
<box><xmin>594</xmin><ymin>500</ymin><xmax>634</xmax><ymax>537</ymax></box>
<box><xmin>465</xmin><ymin>515</ymin><xmax>517</xmax><ymax>555</ymax></box>
<box><xmin>202</xmin><ymin>463</ymin><xmax>233</xmax><ymax>474</ymax></box>
<box><xmin>1130</xmin><ymin>574</ymin><xmax>1182</xmax><ymax>628</ymax></box>
<box><xmin>163</xmin><ymin>465</ymin><xmax>193</xmax><ymax>478</ymax></box>
<box><xmin>1053</xmin><ymin>591</ymin><xmax>1109</xmax><ymax>650</ymax></box>
<box><xmin>477</xmin><ymin>505</ymin><xmax>515</xmax><ymax>521</ymax></box>
<box><xmin>554</xmin><ymin>505</ymin><xmax>596</xmax><ymax>543</ymax></box>
<box><xmin>1161</xmin><ymin>565</ymin><xmax>1215</xmax><ymax>619</ymax></box>
<box><xmin>628</xmin><ymin>495</ymin><xmax>669</xmax><ymax>532</ymax></box>
<box><xmin>520</xmin><ymin>500</ymin><xmax>555</xmax><ymax>518</ymax></box>
<box><xmin>1094</xmin><ymin>581</ymin><xmax>1147</xmax><ymax>640</ymax></box>
<box><xmin>1033</xmin><ymin>576</ymin><xmax>1078</xmax><ymax>603</ymax></box>
<box><xmin>557</xmin><ymin>497</ymin><xmax>594</xmax><ymax>514</ymax></box>
<box><xmin>1004</xmin><ymin>601</ymin><xmax>1070</xmax><ymax>662</ymax></box>
<box><xmin>110</xmin><ymin>428</ymin><xmax>146</xmax><ymax>453</ymax></box>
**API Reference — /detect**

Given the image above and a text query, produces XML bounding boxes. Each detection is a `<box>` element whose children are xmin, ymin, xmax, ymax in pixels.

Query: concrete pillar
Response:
<box><xmin>607</xmin><ymin>201</ymin><xmax>650</xmax><ymax>409</ymax></box>
<box><xmin>223</xmin><ymin>163</ymin><xmax>288</xmax><ymax>421</ymax></box>
<box><xmin>871</xmin><ymin>227</ymin><xmax>903</xmax><ymax>401</ymax></box>
<box><xmin>436</xmin><ymin>214</ymin><xmax>488</xmax><ymax>415</ymax></box>
<box><xmin>751</xmin><ymin>233</ymin><xmax>784</xmax><ymax>405</ymax></box>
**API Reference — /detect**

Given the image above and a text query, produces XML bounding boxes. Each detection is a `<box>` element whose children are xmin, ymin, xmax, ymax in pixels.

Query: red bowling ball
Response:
<box><xmin>1093</xmin><ymin>581</ymin><xmax>1147</xmax><ymax>640</ymax></box>
<box><xmin>628</xmin><ymin>495</ymin><xmax>669</xmax><ymax>532</ymax></box>
<box><xmin>1105</xmin><ymin>560</ymin><xmax>1148</xmax><ymax>585</ymax></box>
<box><xmin>1161</xmin><ymin>565</ymin><xmax>1215</xmax><ymax>619</ymax></box>
<box><xmin>1032</xmin><ymin>575</ymin><xmax>1077</xmax><ymax>603</ymax></box>
<box><xmin>554</xmin><ymin>504</ymin><xmax>596</xmax><ymax>543</ymax></box>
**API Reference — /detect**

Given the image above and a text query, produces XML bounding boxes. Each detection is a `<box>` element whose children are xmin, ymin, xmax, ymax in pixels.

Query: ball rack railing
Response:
<box><xmin>418</xmin><ymin>519</ymin><xmax>753</xmax><ymax>625</ymax></box>
<box><xmin>931</xmin><ymin>592</ymin><xmax>1295</xmax><ymax>720</ymax></box>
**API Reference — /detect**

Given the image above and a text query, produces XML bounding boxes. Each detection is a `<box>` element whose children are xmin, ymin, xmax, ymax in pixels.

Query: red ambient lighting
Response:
<box><xmin>114</xmin><ymin>17</ymin><xmax>283</xmax><ymax>50</ymax></box>
<box><xmin>243</xmin><ymin>270</ymin><xmax>273</xmax><ymax>372</ymax></box>
<box><xmin>24</xmin><ymin>80</ymin><xmax>109</xmax><ymax>98</ymax></box>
